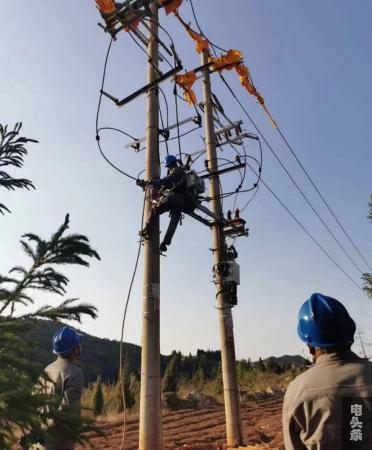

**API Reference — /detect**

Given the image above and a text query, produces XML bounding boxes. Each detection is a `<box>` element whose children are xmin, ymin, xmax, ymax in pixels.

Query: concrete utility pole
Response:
<box><xmin>139</xmin><ymin>3</ymin><xmax>162</xmax><ymax>450</ymax></box>
<box><xmin>201</xmin><ymin>48</ymin><xmax>243</xmax><ymax>447</ymax></box>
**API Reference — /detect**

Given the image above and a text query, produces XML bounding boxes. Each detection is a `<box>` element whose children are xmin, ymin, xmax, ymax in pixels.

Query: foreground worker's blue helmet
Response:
<box><xmin>164</xmin><ymin>155</ymin><xmax>177</xmax><ymax>167</ymax></box>
<box><xmin>297</xmin><ymin>293</ymin><xmax>356</xmax><ymax>348</ymax></box>
<box><xmin>52</xmin><ymin>326</ymin><xmax>82</xmax><ymax>356</ymax></box>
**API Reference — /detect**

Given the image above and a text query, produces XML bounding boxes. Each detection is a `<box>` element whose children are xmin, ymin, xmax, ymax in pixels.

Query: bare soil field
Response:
<box><xmin>77</xmin><ymin>394</ymin><xmax>284</xmax><ymax>450</ymax></box>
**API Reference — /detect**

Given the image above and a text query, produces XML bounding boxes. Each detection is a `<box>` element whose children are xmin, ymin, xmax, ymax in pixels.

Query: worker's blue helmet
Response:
<box><xmin>52</xmin><ymin>326</ymin><xmax>82</xmax><ymax>356</ymax></box>
<box><xmin>297</xmin><ymin>293</ymin><xmax>356</xmax><ymax>348</ymax></box>
<box><xmin>164</xmin><ymin>155</ymin><xmax>177</xmax><ymax>167</ymax></box>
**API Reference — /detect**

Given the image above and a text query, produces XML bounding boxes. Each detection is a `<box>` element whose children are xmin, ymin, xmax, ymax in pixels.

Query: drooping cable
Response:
<box><xmin>119</xmin><ymin>193</ymin><xmax>146</xmax><ymax>450</ymax></box>
<box><xmin>96</xmin><ymin>39</ymin><xmax>137</xmax><ymax>181</ymax></box>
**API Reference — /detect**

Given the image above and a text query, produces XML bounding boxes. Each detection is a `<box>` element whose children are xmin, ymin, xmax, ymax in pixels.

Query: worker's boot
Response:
<box><xmin>159</xmin><ymin>242</ymin><xmax>167</xmax><ymax>253</ymax></box>
<box><xmin>139</xmin><ymin>224</ymin><xmax>150</xmax><ymax>240</ymax></box>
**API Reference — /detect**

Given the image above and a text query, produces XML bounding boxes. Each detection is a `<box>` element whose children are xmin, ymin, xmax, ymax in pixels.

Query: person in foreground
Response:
<box><xmin>19</xmin><ymin>326</ymin><xmax>84</xmax><ymax>450</ymax></box>
<box><xmin>283</xmin><ymin>293</ymin><xmax>372</xmax><ymax>450</ymax></box>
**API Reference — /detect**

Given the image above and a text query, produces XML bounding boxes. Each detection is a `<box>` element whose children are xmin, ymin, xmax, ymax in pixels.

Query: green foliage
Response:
<box><xmin>0</xmin><ymin>123</ymin><xmax>37</xmax><ymax>215</ymax></box>
<box><xmin>265</xmin><ymin>357</ymin><xmax>283</xmax><ymax>374</ymax></box>
<box><xmin>114</xmin><ymin>370</ymin><xmax>136</xmax><ymax>413</ymax></box>
<box><xmin>162</xmin><ymin>351</ymin><xmax>181</xmax><ymax>393</ymax></box>
<box><xmin>213</xmin><ymin>363</ymin><xmax>223</xmax><ymax>396</ymax></box>
<box><xmin>257</xmin><ymin>357</ymin><xmax>266</xmax><ymax>372</ymax></box>
<box><xmin>0</xmin><ymin>215</ymin><xmax>101</xmax><ymax>448</ymax></box>
<box><xmin>92</xmin><ymin>375</ymin><xmax>104</xmax><ymax>417</ymax></box>
<box><xmin>17</xmin><ymin>318</ymin><xmax>142</xmax><ymax>385</ymax></box>
<box><xmin>362</xmin><ymin>273</ymin><xmax>372</xmax><ymax>298</ymax></box>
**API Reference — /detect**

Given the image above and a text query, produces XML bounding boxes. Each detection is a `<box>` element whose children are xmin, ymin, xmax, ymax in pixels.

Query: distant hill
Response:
<box><xmin>17</xmin><ymin>319</ymin><xmax>157</xmax><ymax>385</ymax></box>
<box><xmin>17</xmin><ymin>319</ymin><xmax>309</xmax><ymax>385</ymax></box>
<box><xmin>260</xmin><ymin>354</ymin><xmax>310</xmax><ymax>368</ymax></box>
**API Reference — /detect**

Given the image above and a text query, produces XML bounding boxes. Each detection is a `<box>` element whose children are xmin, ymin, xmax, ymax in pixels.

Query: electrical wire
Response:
<box><xmin>189</xmin><ymin>2</ymin><xmax>368</xmax><ymax>279</ymax></box>
<box><xmin>189</xmin><ymin>0</ymin><xmax>227</xmax><ymax>53</ymax></box>
<box><xmin>173</xmin><ymin>83</ymin><xmax>182</xmax><ymax>159</ymax></box>
<box><xmin>96</xmin><ymin>39</ymin><xmax>137</xmax><ymax>181</ymax></box>
<box><xmin>246</xmin><ymin>164</ymin><xmax>363</xmax><ymax>291</ymax></box>
<box><xmin>215</xmin><ymin>66</ymin><xmax>365</xmax><ymax>274</ymax></box>
<box><xmin>119</xmin><ymin>194</ymin><xmax>146</xmax><ymax>450</ymax></box>
<box><xmin>137</xmin><ymin>17</ymin><xmax>184</xmax><ymax>161</ymax></box>
<box><xmin>158</xmin><ymin>89</ymin><xmax>170</xmax><ymax>156</ymax></box>
<box><xmin>276</xmin><ymin>127</ymin><xmax>372</xmax><ymax>272</ymax></box>
<box><xmin>240</xmin><ymin>185</ymin><xmax>260</xmax><ymax>212</ymax></box>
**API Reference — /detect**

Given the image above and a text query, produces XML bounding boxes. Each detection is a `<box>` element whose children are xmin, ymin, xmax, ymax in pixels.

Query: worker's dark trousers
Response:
<box><xmin>145</xmin><ymin>193</ymin><xmax>194</xmax><ymax>246</ymax></box>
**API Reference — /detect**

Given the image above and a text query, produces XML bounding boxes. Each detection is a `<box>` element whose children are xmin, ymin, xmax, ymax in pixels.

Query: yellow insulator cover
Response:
<box><xmin>95</xmin><ymin>0</ymin><xmax>116</xmax><ymax>14</ymax></box>
<box><xmin>175</xmin><ymin>71</ymin><xmax>198</xmax><ymax>105</ymax></box>
<box><xmin>159</xmin><ymin>0</ymin><xmax>183</xmax><ymax>15</ymax></box>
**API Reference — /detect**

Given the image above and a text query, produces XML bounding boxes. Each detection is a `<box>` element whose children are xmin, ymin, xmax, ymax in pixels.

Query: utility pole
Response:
<box><xmin>139</xmin><ymin>3</ymin><xmax>162</xmax><ymax>450</ymax></box>
<box><xmin>201</xmin><ymin>48</ymin><xmax>243</xmax><ymax>447</ymax></box>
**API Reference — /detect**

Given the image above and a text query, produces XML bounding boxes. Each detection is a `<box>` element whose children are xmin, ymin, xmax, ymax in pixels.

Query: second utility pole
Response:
<box><xmin>139</xmin><ymin>3</ymin><xmax>162</xmax><ymax>450</ymax></box>
<box><xmin>201</xmin><ymin>48</ymin><xmax>243</xmax><ymax>447</ymax></box>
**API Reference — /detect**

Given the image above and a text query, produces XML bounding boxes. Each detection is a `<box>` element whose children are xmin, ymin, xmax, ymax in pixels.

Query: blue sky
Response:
<box><xmin>1</xmin><ymin>1</ymin><xmax>371</xmax><ymax>361</ymax></box>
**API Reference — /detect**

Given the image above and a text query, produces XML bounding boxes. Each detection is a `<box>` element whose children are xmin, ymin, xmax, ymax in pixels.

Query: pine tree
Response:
<box><xmin>0</xmin><ymin>123</ymin><xmax>37</xmax><ymax>215</ymax></box>
<box><xmin>0</xmin><ymin>214</ymin><xmax>101</xmax><ymax>449</ymax></box>
<box><xmin>162</xmin><ymin>351</ymin><xmax>180</xmax><ymax>393</ymax></box>
<box><xmin>114</xmin><ymin>370</ymin><xmax>136</xmax><ymax>413</ymax></box>
<box><xmin>213</xmin><ymin>363</ymin><xmax>223</xmax><ymax>396</ymax></box>
<box><xmin>92</xmin><ymin>375</ymin><xmax>104</xmax><ymax>417</ymax></box>
<box><xmin>257</xmin><ymin>357</ymin><xmax>266</xmax><ymax>372</ymax></box>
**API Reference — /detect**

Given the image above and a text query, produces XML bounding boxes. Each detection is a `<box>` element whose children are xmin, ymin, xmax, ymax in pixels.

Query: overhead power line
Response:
<box><xmin>188</xmin><ymin>0</ymin><xmax>367</xmax><ymax>280</ymax></box>
<box><xmin>246</xmin><ymin>164</ymin><xmax>363</xmax><ymax>292</ymax></box>
<box><xmin>276</xmin><ymin>127</ymin><xmax>372</xmax><ymax>272</ymax></box>
<box><xmin>219</xmin><ymin>74</ymin><xmax>365</xmax><ymax>275</ymax></box>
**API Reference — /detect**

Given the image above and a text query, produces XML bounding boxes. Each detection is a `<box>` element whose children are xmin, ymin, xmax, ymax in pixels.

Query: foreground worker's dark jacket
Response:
<box><xmin>282</xmin><ymin>350</ymin><xmax>372</xmax><ymax>449</ymax></box>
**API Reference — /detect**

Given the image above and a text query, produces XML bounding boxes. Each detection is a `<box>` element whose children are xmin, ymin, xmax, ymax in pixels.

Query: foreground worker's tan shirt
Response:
<box><xmin>43</xmin><ymin>357</ymin><xmax>84</xmax><ymax>450</ymax></box>
<box><xmin>282</xmin><ymin>351</ymin><xmax>372</xmax><ymax>450</ymax></box>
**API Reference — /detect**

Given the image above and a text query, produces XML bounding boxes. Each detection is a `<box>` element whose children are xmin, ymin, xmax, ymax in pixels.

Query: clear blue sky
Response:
<box><xmin>1</xmin><ymin>1</ymin><xmax>371</xmax><ymax>360</ymax></box>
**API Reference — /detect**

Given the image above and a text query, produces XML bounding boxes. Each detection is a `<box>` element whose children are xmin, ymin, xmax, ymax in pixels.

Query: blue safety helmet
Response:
<box><xmin>297</xmin><ymin>293</ymin><xmax>356</xmax><ymax>348</ymax></box>
<box><xmin>164</xmin><ymin>155</ymin><xmax>177</xmax><ymax>167</ymax></box>
<box><xmin>52</xmin><ymin>326</ymin><xmax>82</xmax><ymax>356</ymax></box>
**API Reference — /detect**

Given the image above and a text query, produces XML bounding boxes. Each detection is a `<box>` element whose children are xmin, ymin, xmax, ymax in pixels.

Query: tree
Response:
<box><xmin>92</xmin><ymin>375</ymin><xmax>104</xmax><ymax>417</ymax></box>
<box><xmin>0</xmin><ymin>123</ymin><xmax>37</xmax><ymax>215</ymax></box>
<box><xmin>266</xmin><ymin>357</ymin><xmax>282</xmax><ymax>374</ymax></box>
<box><xmin>362</xmin><ymin>196</ymin><xmax>372</xmax><ymax>298</ymax></box>
<box><xmin>114</xmin><ymin>370</ymin><xmax>136</xmax><ymax>413</ymax></box>
<box><xmin>162</xmin><ymin>351</ymin><xmax>181</xmax><ymax>393</ymax></box>
<box><xmin>213</xmin><ymin>363</ymin><xmax>223</xmax><ymax>396</ymax></box>
<box><xmin>0</xmin><ymin>214</ymin><xmax>101</xmax><ymax>448</ymax></box>
<box><xmin>257</xmin><ymin>357</ymin><xmax>266</xmax><ymax>372</ymax></box>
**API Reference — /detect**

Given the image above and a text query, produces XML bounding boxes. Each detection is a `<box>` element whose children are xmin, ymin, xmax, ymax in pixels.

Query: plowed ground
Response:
<box><xmin>77</xmin><ymin>394</ymin><xmax>284</xmax><ymax>450</ymax></box>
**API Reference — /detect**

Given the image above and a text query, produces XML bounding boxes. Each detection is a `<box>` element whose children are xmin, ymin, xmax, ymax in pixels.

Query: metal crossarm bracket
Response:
<box><xmin>98</xmin><ymin>0</ymin><xmax>154</xmax><ymax>39</ymax></box>
<box><xmin>101</xmin><ymin>64</ymin><xmax>183</xmax><ymax>107</ymax></box>
<box><xmin>199</xmin><ymin>162</ymin><xmax>246</xmax><ymax>180</ymax></box>
<box><xmin>125</xmin><ymin>114</ymin><xmax>201</xmax><ymax>150</ymax></box>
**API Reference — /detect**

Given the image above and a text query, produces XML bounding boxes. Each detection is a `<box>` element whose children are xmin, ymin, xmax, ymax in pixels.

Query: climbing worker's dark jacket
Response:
<box><xmin>283</xmin><ymin>350</ymin><xmax>372</xmax><ymax>450</ymax></box>
<box><xmin>154</xmin><ymin>165</ymin><xmax>188</xmax><ymax>194</ymax></box>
